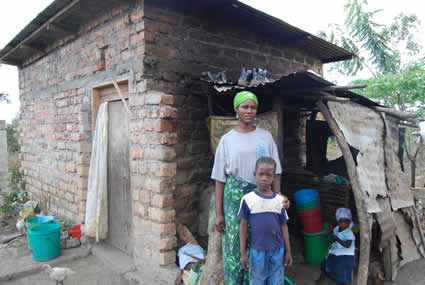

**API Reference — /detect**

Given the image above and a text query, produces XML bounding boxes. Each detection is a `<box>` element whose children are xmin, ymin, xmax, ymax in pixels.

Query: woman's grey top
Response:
<box><xmin>211</xmin><ymin>127</ymin><xmax>282</xmax><ymax>185</ymax></box>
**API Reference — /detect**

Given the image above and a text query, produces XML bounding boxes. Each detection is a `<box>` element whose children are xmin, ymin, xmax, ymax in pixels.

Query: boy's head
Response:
<box><xmin>255</xmin><ymin>156</ymin><xmax>276</xmax><ymax>173</ymax></box>
<box><xmin>254</xmin><ymin>157</ymin><xmax>276</xmax><ymax>190</ymax></box>
<box><xmin>336</xmin><ymin>208</ymin><xmax>352</xmax><ymax>230</ymax></box>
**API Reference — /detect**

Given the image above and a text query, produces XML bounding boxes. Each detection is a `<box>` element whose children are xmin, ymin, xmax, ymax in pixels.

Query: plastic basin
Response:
<box><xmin>294</xmin><ymin>189</ymin><xmax>319</xmax><ymax>204</ymax></box>
<box><xmin>298</xmin><ymin>206</ymin><xmax>323</xmax><ymax>233</ymax></box>
<box><xmin>303</xmin><ymin>223</ymin><xmax>330</xmax><ymax>265</ymax></box>
<box><xmin>30</xmin><ymin>223</ymin><xmax>61</xmax><ymax>261</ymax></box>
<box><xmin>26</xmin><ymin>216</ymin><xmax>55</xmax><ymax>249</ymax></box>
<box><xmin>70</xmin><ymin>225</ymin><xmax>81</xmax><ymax>240</ymax></box>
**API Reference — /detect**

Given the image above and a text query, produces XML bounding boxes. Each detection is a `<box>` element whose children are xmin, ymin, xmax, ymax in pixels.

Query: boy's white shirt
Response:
<box><xmin>238</xmin><ymin>191</ymin><xmax>289</xmax><ymax>219</ymax></box>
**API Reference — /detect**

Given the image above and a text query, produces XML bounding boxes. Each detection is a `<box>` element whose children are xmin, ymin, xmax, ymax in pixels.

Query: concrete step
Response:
<box><xmin>91</xmin><ymin>242</ymin><xmax>136</xmax><ymax>275</ymax></box>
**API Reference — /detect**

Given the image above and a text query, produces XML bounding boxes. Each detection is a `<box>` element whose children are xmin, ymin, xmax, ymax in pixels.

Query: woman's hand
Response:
<box><xmin>214</xmin><ymin>214</ymin><xmax>226</xmax><ymax>233</ymax></box>
<box><xmin>277</xmin><ymin>193</ymin><xmax>291</xmax><ymax>209</ymax></box>
<box><xmin>283</xmin><ymin>195</ymin><xmax>290</xmax><ymax>209</ymax></box>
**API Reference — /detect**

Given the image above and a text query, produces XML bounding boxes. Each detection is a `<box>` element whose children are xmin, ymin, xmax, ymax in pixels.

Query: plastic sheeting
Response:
<box><xmin>85</xmin><ymin>102</ymin><xmax>109</xmax><ymax>242</ymax></box>
<box><xmin>178</xmin><ymin>244</ymin><xmax>205</xmax><ymax>270</ymax></box>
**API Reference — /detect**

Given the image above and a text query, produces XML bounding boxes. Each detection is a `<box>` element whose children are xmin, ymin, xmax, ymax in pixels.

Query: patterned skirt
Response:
<box><xmin>222</xmin><ymin>176</ymin><xmax>256</xmax><ymax>285</ymax></box>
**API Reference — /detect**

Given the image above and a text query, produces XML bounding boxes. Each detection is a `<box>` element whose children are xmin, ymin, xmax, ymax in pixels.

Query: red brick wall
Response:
<box><xmin>18</xmin><ymin>1</ymin><xmax>145</xmax><ymax>223</ymax></box>
<box><xmin>141</xmin><ymin>0</ymin><xmax>323</xmax><ymax>250</ymax></box>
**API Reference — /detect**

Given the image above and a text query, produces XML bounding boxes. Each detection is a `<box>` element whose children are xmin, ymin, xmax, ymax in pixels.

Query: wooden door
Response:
<box><xmin>107</xmin><ymin>101</ymin><xmax>132</xmax><ymax>254</ymax></box>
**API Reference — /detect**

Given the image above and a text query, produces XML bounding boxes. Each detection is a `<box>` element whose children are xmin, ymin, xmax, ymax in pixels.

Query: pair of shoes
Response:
<box><xmin>238</xmin><ymin>67</ymin><xmax>271</xmax><ymax>86</ymax></box>
<box><xmin>238</xmin><ymin>67</ymin><xmax>252</xmax><ymax>86</ymax></box>
<box><xmin>200</xmin><ymin>71</ymin><xmax>228</xmax><ymax>83</ymax></box>
<box><xmin>250</xmin><ymin>68</ymin><xmax>270</xmax><ymax>86</ymax></box>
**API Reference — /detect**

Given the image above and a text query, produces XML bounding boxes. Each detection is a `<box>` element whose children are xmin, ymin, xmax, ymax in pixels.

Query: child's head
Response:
<box><xmin>336</xmin><ymin>208</ymin><xmax>352</xmax><ymax>230</ymax></box>
<box><xmin>254</xmin><ymin>157</ymin><xmax>276</xmax><ymax>190</ymax></box>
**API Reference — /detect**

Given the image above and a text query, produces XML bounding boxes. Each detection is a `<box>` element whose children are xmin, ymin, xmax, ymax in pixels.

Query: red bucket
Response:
<box><xmin>298</xmin><ymin>206</ymin><xmax>323</xmax><ymax>233</ymax></box>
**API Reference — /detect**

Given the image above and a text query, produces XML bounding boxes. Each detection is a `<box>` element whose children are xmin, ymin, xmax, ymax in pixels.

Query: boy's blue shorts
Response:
<box><xmin>249</xmin><ymin>247</ymin><xmax>285</xmax><ymax>285</ymax></box>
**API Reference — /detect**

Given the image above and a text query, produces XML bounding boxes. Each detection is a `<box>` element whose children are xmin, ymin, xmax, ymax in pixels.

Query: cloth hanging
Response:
<box><xmin>85</xmin><ymin>102</ymin><xmax>109</xmax><ymax>242</ymax></box>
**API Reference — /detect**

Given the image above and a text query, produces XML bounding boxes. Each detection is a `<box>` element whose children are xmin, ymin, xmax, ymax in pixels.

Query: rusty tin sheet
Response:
<box><xmin>328</xmin><ymin>101</ymin><xmax>387</xmax><ymax>213</ymax></box>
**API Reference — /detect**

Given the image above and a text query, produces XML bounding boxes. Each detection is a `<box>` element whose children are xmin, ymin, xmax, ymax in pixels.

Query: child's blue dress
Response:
<box><xmin>321</xmin><ymin>225</ymin><xmax>356</xmax><ymax>283</ymax></box>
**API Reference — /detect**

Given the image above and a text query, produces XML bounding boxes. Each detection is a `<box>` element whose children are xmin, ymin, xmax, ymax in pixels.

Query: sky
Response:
<box><xmin>0</xmin><ymin>0</ymin><xmax>424</xmax><ymax>122</ymax></box>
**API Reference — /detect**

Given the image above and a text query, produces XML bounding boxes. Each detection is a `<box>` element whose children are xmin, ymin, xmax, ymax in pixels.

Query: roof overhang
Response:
<box><xmin>0</xmin><ymin>0</ymin><xmax>353</xmax><ymax>66</ymax></box>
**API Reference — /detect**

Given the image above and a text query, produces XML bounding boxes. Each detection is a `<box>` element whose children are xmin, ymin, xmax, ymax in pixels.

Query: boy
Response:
<box><xmin>238</xmin><ymin>156</ymin><xmax>292</xmax><ymax>285</ymax></box>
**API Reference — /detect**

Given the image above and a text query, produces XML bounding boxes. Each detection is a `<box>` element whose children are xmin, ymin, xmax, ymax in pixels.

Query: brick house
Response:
<box><xmin>0</xmin><ymin>0</ymin><xmax>354</xmax><ymax>282</ymax></box>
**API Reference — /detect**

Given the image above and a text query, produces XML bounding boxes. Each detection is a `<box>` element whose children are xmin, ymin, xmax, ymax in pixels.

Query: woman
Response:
<box><xmin>211</xmin><ymin>91</ymin><xmax>287</xmax><ymax>285</ymax></box>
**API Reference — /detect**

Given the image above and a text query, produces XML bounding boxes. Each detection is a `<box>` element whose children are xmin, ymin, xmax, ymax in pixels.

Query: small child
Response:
<box><xmin>316</xmin><ymin>208</ymin><xmax>356</xmax><ymax>285</ymax></box>
<box><xmin>238</xmin><ymin>156</ymin><xmax>292</xmax><ymax>285</ymax></box>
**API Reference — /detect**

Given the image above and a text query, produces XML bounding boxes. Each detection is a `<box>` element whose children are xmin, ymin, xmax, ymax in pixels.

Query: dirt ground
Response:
<box><xmin>0</xmin><ymin>219</ymin><xmax>130</xmax><ymax>285</ymax></box>
<box><xmin>286</xmin><ymin>259</ymin><xmax>425</xmax><ymax>285</ymax></box>
<box><xmin>2</xmin><ymin>255</ymin><xmax>130</xmax><ymax>285</ymax></box>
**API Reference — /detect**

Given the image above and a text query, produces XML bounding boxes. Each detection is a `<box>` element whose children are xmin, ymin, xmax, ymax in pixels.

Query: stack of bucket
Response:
<box><xmin>26</xmin><ymin>216</ymin><xmax>61</xmax><ymax>261</ymax></box>
<box><xmin>295</xmin><ymin>189</ymin><xmax>332</xmax><ymax>265</ymax></box>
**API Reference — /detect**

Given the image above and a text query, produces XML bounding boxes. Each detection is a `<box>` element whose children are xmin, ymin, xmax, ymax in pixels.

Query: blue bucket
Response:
<box><xmin>30</xmin><ymin>223</ymin><xmax>61</xmax><ymax>261</ymax></box>
<box><xmin>26</xmin><ymin>216</ymin><xmax>56</xmax><ymax>249</ymax></box>
<box><xmin>294</xmin><ymin>189</ymin><xmax>319</xmax><ymax>205</ymax></box>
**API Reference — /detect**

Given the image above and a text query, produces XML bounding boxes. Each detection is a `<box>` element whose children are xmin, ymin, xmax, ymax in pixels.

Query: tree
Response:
<box><xmin>319</xmin><ymin>0</ymin><xmax>424</xmax><ymax>114</ymax></box>
<box><xmin>6</xmin><ymin>115</ymin><xmax>20</xmax><ymax>153</ymax></box>
<box><xmin>351</xmin><ymin>58</ymin><xmax>425</xmax><ymax>114</ymax></box>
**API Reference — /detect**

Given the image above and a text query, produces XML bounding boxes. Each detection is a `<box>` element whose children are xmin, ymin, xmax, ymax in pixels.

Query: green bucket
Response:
<box><xmin>26</xmin><ymin>216</ymin><xmax>55</xmax><ymax>249</ymax></box>
<box><xmin>303</xmin><ymin>223</ymin><xmax>330</xmax><ymax>265</ymax></box>
<box><xmin>29</xmin><ymin>224</ymin><xmax>61</xmax><ymax>261</ymax></box>
<box><xmin>296</xmin><ymin>199</ymin><xmax>320</xmax><ymax>210</ymax></box>
<box><xmin>284</xmin><ymin>276</ymin><xmax>294</xmax><ymax>285</ymax></box>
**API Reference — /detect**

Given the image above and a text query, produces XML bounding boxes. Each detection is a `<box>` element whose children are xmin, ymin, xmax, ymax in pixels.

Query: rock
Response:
<box><xmin>61</xmin><ymin>238</ymin><xmax>81</xmax><ymax>249</ymax></box>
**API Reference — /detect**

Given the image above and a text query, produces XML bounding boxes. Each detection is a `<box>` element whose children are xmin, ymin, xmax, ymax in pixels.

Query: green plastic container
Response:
<box><xmin>26</xmin><ymin>216</ymin><xmax>55</xmax><ymax>249</ymax></box>
<box><xmin>303</xmin><ymin>223</ymin><xmax>330</xmax><ymax>265</ymax></box>
<box><xmin>296</xmin><ymin>199</ymin><xmax>320</xmax><ymax>210</ymax></box>
<box><xmin>30</xmin><ymin>224</ymin><xmax>61</xmax><ymax>261</ymax></box>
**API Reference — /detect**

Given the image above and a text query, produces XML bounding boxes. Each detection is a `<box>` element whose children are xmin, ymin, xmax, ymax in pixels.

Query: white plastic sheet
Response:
<box><xmin>85</xmin><ymin>102</ymin><xmax>109</xmax><ymax>242</ymax></box>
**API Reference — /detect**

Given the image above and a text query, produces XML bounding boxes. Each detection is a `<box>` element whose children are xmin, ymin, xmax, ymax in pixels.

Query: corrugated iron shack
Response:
<box><xmin>204</xmin><ymin>70</ymin><xmax>425</xmax><ymax>283</ymax></box>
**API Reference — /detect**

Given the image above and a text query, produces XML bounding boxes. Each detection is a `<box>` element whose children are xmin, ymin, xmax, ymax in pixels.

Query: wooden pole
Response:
<box><xmin>317</xmin><ymin>100</ymin><xmax>370</xmax><ymax>285</ymax></box>
<box><xmin>111</xmin><ymin>78</ymin><xmax>131</xmax><ymax>115</ymax></box>
<box><xmin>372</xmin><ymin>106</ymin><xmax>418</xmax><ymax>120</ymax></box>
<box><xmin>323</xmin><ymin>84</ymin><xmax>367</xmax><ymax>91</ymax></box>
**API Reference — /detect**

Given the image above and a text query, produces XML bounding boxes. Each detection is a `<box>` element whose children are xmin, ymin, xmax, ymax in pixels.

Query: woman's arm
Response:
<box><xmin>273</xmin><ymin>174</ymin><xmax>281</xmax><ymax>194</ymax></box>
<box><xmin>274</xmin><ymin>174</ymin><xmax>290</xmax><ymax>209</ymax></box>
<box><xmin>214</xmin><ymin>180</ymin><xmax>226</xmax><ymax>233</ymax></box>
<box><xmin>240</xmin><ymin>218</ymin><xmax>249</xmax><ymax>271</ymax></box>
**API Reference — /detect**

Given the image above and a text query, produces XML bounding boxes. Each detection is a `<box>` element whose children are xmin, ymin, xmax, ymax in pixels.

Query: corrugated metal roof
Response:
<box><xmin>0</xmin><ymin>0</ymin><xmax>353</xmax><ymax>66</ymax></box>
<box><xmin>0</xmin><ymin>0</ymin><xmax>75</xmax><ymax>65</ymax></box>
<box><xmin>207</xmin><ymin>70</ymin><xmax>380</xmax><ymax>108</ymax></box>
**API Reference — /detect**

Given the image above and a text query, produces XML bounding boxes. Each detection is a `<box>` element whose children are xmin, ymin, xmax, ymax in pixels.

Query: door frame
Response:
<box><xmin>90</xmin><ymin>75</ymin><xmax>132</xmax><ymax>132</ymax></box>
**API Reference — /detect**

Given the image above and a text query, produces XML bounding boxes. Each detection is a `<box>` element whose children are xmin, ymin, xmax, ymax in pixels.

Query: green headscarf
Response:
<box><xmin>233</xmin><ymin>91</ymin><xmax>258</xmax><ymax>110</ymax></box>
